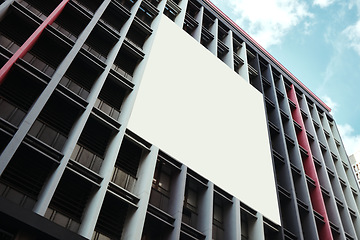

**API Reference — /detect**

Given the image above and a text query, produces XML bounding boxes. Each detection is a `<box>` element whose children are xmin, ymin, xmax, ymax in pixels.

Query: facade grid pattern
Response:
<box><xmin>0</xmin><ymin>0</ymin><xmax>359</xmax><ymax>239</ymax></box>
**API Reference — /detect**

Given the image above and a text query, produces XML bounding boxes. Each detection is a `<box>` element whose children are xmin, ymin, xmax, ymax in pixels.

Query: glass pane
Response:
<box><xmin>100</xmin><ymin>102</ymin><xmax>112</xmax><ymax>115</ymax></box>
<box><xmin>0</xmin><ymin>99</ymin><xmax>16</xmax><ymax>120</ymax></box>
<box><xmin>70</xmin><ymin>144</ymin><xmax>81</xmax><ymax>160</ymax></box>
<box><xmin>9</xmin><ymin>109</ymin><xmax>26</xmax><ymax>126</ymax></box>
<box><xmin>68</xmin><ymin>81</ymin><xmax>82</xmax><ymax>94</ymax></box>
<box><xmin>28</xmin><ymin>120</ymin><xmax>43</xmax><ymax>137</ymax></box>
<box><xmin>38</xmin><ymin>125</ymin><xmax>58</xmax><ymax>146</ymax></box>
<box><xmin>6</xmin><ymin>188</ymin><xmax>24</xmax><ymax>205</ymax></box>
<box><xmin>0</xmin><ymin>182</ymin><xmax>7</xmax><ymax>195</ymax></box>
<box><xmin>78</xmin><ymin>148</ymin><xmax>94</xmax><ymax>168</ymax></box>
<box><xmin>44</xmin><ymin>208</ymin><xmax>54</xmax><ymax>219</ymax></box>
<box><xmin>126</xmin><ymin>175</ymin><xmax>136</xmax><ymax>192</ymax></box>
<box><xmin>159</xmin><ymin>172</ymin><xmax>170</xmax><ymax>191</ymax></box>
<box><xmin>60</xmin><ymin>76</ymin><xmax>70</xmax><ymax>86</ymax></box>
<box><xmin>160</xmin><ymin>194</ymin><xmax>169</xmax><ymax>211</ymax></box>
<box><xmin>31</xmin><ymin>58</ymin><xmax>47</xmax><ymax>71</ymax></box>
<box><xmin>149</xmin><ymin>189</ymin><xmax>161</xmax><ymax>207</ymax></box>
<box><xmin>79</xmin><ymin>89</ymin><xmax>90</xmax><ymax>99</ymax></box>
<box><xmin>91</xmin><ymin>156</ymin><xmax>103</xmax><ymax>173</ymax></box>
<box><xmin>68</xmin><ymin>220</ymin><xmax>80</xmax><ymax>232</ymax></box>
<box><xmin>111</xmin><ymin>109</ymin><xmax>120</xmax><ymax>120</ymax></box>
<box><xmin>53</xmin><ymin>133</ymin><xmax>67</xmax><ymax>151</ymax></box>
<box><xmin>187</xmin><ymin>189</ymin><xmax>197</xmax><ymax>208</ymax></box>
<box><xmin>44</xmin><ymin>66</ymin><xmax>55</xmax><ymax>76</ymax></box>
<box><xmin>8</xmin><ymin>43</ymin><xmax>20</xmax><ymax>53</ymax></box>
<box><xmin>213</xmin><ymin>204</ymin><xmax>223</xmax><ymax>223</ymax></box>
<box><xmin>0</xmin><ymin>35</ymin><xmax>12</xmax><ymax>48</ymax></box>
<box><xmin>53</xmin><ymin>212</ymin><xmax>70</xmax><ymax>228</ymax></box>
<box><xmin>113</xmin><ymin>169</ymin><xmax>127</xmax><ymax>188</ymax></box>
<box><xmin>23</xmin><ymin>196</ymin><xmax>36</xmax><ymax>209</ymax></box>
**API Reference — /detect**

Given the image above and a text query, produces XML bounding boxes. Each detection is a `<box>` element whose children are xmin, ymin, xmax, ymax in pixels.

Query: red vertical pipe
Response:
<box><xmin>288</xmin><ymin>84</ymin><xmax>333</xmax><ymax>240</ymax></box>
<box><xmin>0</xmin><ymin>0</ymin><xmax>70</xmax><ymax>85</ymax></box>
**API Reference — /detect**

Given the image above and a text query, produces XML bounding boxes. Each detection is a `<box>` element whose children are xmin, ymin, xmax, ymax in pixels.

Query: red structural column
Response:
<box><xmin>0</xmin><ymin>0</ymin><xmax>70</xmax><ymax>85</ymax></box>
<box><xmin>288</xmin><ymin>84</ymin><xmax>333</xmax><ymax>240</ymax></box>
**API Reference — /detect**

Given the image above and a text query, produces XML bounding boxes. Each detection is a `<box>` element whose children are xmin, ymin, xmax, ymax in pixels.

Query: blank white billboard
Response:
<box><xmin>127</xmin><ymin>16</ymin><xmax>280</xmax><ymax>224</ymax></box>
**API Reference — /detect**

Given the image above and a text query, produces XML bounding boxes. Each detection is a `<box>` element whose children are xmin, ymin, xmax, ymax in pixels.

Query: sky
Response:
<box><xmin>211</xmin><ymin>0</ymin><xmax>360</xmax><ymax>156</ymax></box>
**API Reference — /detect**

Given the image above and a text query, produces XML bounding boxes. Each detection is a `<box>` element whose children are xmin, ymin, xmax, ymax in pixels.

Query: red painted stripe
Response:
<box><xmin>203</xmin><ymin>0</ymin><xmax>331</xmax><ymax>112</ymax></box>
<box><xmin>0</xmin><ymin>0</ymin><xmax>70</xmax><ymax>85</ymax></box>
<box><xmin>288</xmin><ymin>84</ymin><xmax>333</xmax><ymax>240</ymax></box>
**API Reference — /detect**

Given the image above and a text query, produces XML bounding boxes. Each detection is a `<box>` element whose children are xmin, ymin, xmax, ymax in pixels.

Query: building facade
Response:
<box><xmin>350</xmin><ymin>151</ymin><xmax>360</xmax><ymax>188</ymax></box>
<box><xmin>0</xmin><ymin>0</ymin><xmax>359</xmax><ymax>240</ymax></box>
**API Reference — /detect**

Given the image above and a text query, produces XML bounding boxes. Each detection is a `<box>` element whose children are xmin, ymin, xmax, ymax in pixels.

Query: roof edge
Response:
<box><xmin>203</xmin><ymin>0</ymin><xmax>331</xmax><ymax>112</ymax></box>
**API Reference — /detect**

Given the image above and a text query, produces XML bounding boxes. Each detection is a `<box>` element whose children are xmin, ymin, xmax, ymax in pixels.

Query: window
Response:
<box><xmin>212</xmin><ymin>203</ymin><xmax>224</xmax><ymax>240</ymax></box>
<box><xmin>149</xmin><ymin>160</ymin><xmax>172</xmax><ymax>212</ymax></box>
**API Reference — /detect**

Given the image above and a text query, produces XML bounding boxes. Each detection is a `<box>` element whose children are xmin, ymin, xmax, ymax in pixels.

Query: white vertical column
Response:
<box><xmin>174</xmin><ymin>0</ymin><xmax>188</xmax><ymax>27</ymax></box>
<box><xmin>121</xmin><ymin>146</ymin><xmax>159</xmax><ymax>240</ymax></box>
<box><xmin>249</xmin><ymin>213</ymin><xmax>265</xmax><ymax>240</ymax></box>
<box><xmin>168</xmin><ymin>165</ymin><xmax>187</xmax><ymax>240</ymax></box>
<box><xmin>193</xmin><ymin>6</ymin><xmax>203</xmax><ymax>42</ymax></box>
<box><xmin>32</xmin><ymin>0</ymin><xmax>113</xmax><ymax>215</ymax></box>
<box><xmin>239</xmin><ymin>42</ymin><xmax>249</xmax><ymax>82</ymax></box>
<box><xmin>223</xmin><ymin>30</ymin><xmax>234</xmax><ymax>70</ymax></box>
<box><xmin>208</xmin><ymin>18</ymin><xmax>218</xmax><ymax>56</ymax></box>
<box><xmin>198</xmin><ymin>182</ymin><xmax>214</xmax><ymax>240</ymax></box>
<box><xmin>226</xmin><ymin>198</ymin><xmax>241</xmax><ymax>240</ymax></box>
<box><xmin>0</xmin><ymin>0</ymin><xmax>14</xmax><ymax>19</ymax></box>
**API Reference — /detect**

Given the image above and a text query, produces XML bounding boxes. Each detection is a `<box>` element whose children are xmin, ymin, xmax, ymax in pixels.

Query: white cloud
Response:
<box><xmin>225</xmin><ymin>0</ymin><xmax>313</xmax><ymax>48</ymax></box>
<box><xmin>338</xmin><ymin>124</ymin><xmax>360</xmax><ymax>155</ymax></box>
<box><xmin>313</xmin><ymin>0</ymin><xmax>336</xmax><ymax>8</ymax></box>
<box><xmin>342</xmin><ymin>19</ymin><xmax>360</xmax><ymax>56</ymax></box>
<box><xmin>321</xmin><ymin>95</ymin><xmax>338</xmax><ymax>114</ymax></box>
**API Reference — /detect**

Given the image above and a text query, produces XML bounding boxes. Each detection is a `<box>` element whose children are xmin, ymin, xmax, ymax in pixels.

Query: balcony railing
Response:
<box><xmin>72</xmin><ymin>0</ymin><xmax>94</xmax><ymax>15</ymax></box>
<box><xmin>149</xmin><ymin>188</ymin><xmax>170</xmax><ymax>212</ymax></box>
<box><xmin>51</xmin><ymin>22</ymin><xmax>77</xmax><ymax>42</ymax></box>
<box><xmin>22</xmin><ymin>52</ymin><xmax>55</xmax><ymax>77</ymax></box>
<box><xmin>17</xmin><ymin>0</ymin><xmax>47</xmax><ymax>20</ymax></box>
<box><xmin>59</xmin><ymin>76</ymin><xmax>90</xmax><ymax>99</ymax></box>
<box><xmin>111</xmin><ymin>64</ymin><xmax>133</xmax><ymax>81</ymax></box>
<box><xmin>94</xmin><ymin>98</ymin><xmax>120</xmax><ymax>120</ymax></box>
<box><xmin>92</xmin><ymin>231</ymin><xmax>111</xmax><ymax>240</ymax></box>
<box><xmin>0</xmin><ymin>34</ymin><xmax>20</xmax><ymax>53</ymax></box>
<box><xmin>0</xmin><ymin>98</ymin><xmax>26</xmax><ymax>127</ymax></box>
<box><xmin>83</xmin><ymin>43</ymin><xmax>107</xmax><ymax>62</ymax></box>
<box><xmin>70</xmin><ymin>144</ymin><xmax>103</xmax><ymax>173</ymax></box>
<box><xmin>44</xmin><ymin>207</ymin><xmax>80</xmax><ymax>232</ymax></box>
<box><xmin>111</xmin><ymin>167</ymin><xmax>136</xmax><ymax>192</ymax></box>
<box><xmin>125</xmin><ymin>37</ymin><xmax>143</xmax><ymax>50</ymax></box>
<box><xmin>28</xmin><ymin>120</ymin><xmax>67</xmax><ymax>151</ymax></box>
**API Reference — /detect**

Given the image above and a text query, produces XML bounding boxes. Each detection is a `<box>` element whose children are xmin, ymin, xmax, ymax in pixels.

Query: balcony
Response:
<box><xmin>94</xmin><ymin>98</ymin><xmax>120</xmax><ymax>121</ymax></box>
<box><xmin>111</xmin><ymin>167</ymin><xmax>137</xmax><ymax>192</ymax></box>
<box><xmin>100</xmin><ymin>1</ymin><xmax>130</xmax><ymax>35</ymax></box>
<box><xmin>0</xmin><ymin>98</ymin><xmax>26</xmax><ymax>127</ymax></box>
<box><xmin>72</xmin><ymin>0</ymin><xmax>102</xmax><ymax>15</ymax></box>
<box><xmin>59</xmin><ymin>75</ymin><xmax>90</xmax><ymax>99</ymax></box>
<box><xmin>248</xmin><ymin>64</ymin><xmax>258</xmax><ymax>76</ymax></box>
<box><xmin>50</xmin><ymin>22</ymin><xmax>77</xmax><ymax>42</ymax></box>
<box><xmin>0</xmin><ymin>143</ymin><xmax>57</xmax><ymax>210</ymax></box>
<box><xmin>16</xmin><ymin>0</ymin><xmax>47</xmax><ymax>21</ymax></box>
<box><xmin>22</xmin><ymin>52</ymin><xmax>56</xmax><ymax>77</ymax></box>
<box><xmin>114</xmin><ymin>0</ymin><xmax>136</xmax><ymax>11</ymax></box>
<box><xmin>70</xmin><ymin>144</ymin><xmax>103</xmax><ymax>173</ymax></box>
<box><xmin>92</xmin><ymin>193</ymin><xmax>130</xmax><ymax>240</ymax></box>
<box><xmin>164</xmin><ymin>0</ymin><xmax>181</xmax><ymax>21</ymax></box>
<box><xmin>111</xmin><ymin>138</ymin><xmax>143</xmax><ymax>193</ymax></box>
<box><xmin>0</xmin><ymin>34</ymin><xmax>20</xmax><ymax>54</ymax></box>
<box><xmin>45</xmin><ymin>170</ymin><xmax>95</xmax><ymax>232</ymax></box>
<box><xmin>201</xmin><ymin>26</ymin><xmax>214</xmax><ymax>46</ymax></box>
<box><xmin>111</xmin><ymin>64</ymin><xmax>133</xmax><ymax>82</ymax></box>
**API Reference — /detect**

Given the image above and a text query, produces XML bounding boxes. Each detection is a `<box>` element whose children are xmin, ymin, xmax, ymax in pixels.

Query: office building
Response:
<box><xmin>350</xmin><ymin>151</ymin><xmax>360</xmax><ymax>188</ymax></box>
<box><xmin>0</xmin><ymin>0</ymin><xmax>359</xmax><ymax>239</ymax></box>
